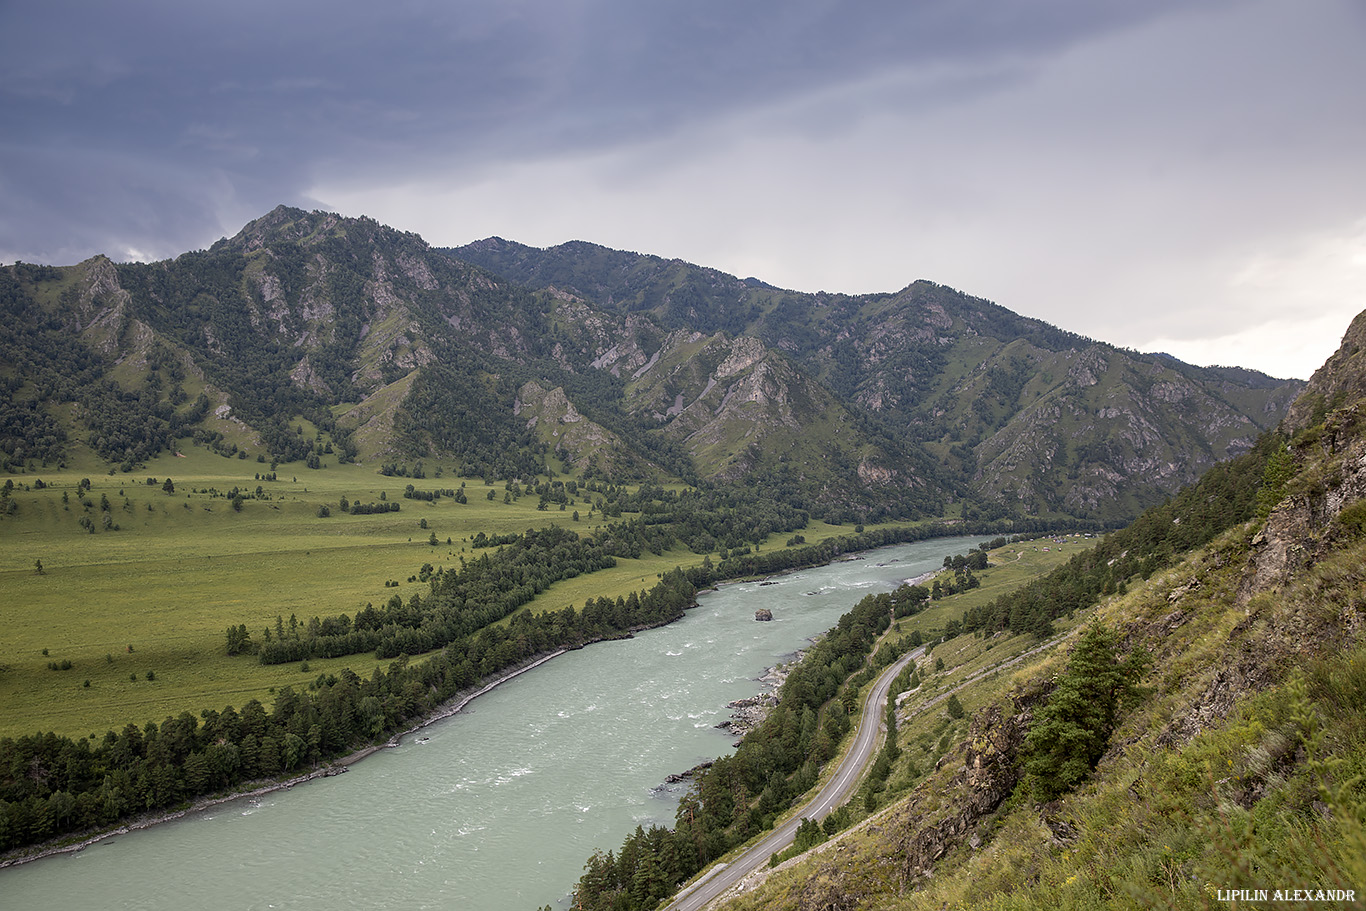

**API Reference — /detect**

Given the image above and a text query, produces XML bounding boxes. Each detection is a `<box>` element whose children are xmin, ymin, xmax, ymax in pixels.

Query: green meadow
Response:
<box><xmin>894</xmin><ymin>533</ymin><xmax>1094</xmax><ymax>637</ymax></box>
<box><xmin>0</xmin><ymin>439</ymin><xmax>1065</xmax><ymax>743</ymax></box>
<box><xmin>0</xmin><ymin>445</ymin><xmax>703</xmax><ymax>739</ymax></box>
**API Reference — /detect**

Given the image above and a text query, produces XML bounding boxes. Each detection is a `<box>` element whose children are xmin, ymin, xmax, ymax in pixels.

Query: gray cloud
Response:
<box><xmin>0</xmin><ymin>1</ymin><xmax>1203</xmax><ymax>258</ymax></box>
<box><xmin>2</xmin><ymin>0</ymin><xmax>1362</xmax><ymax>377</ymax></box>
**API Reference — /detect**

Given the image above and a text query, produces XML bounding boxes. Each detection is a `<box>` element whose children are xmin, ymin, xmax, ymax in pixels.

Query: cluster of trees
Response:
<box><xmin>247</xmin><ymin>525</ymin><xmax>622</xmax><ymax>664</ymax></box>
<box><xmin>687</xmin><ymin>520</ymin><xmax>1050</xmax><ymax>589</ymax></box>
<box><xmin>396</xmin><ymin>360</ymin><xmax>549</xmax><ymax>482</ymax></box>
<box><xmin>401</xmin><ymin>484</ymin><xmax>467</xmax><ymax>504</ymax></box>
<box><xmin>0</xmin><ymin>570</ymin><xmax>698</xmax><ymax>853</ymax></box>
<box><xmin>0</xmin><ymin>389</ymin><xmax>66</xmax><ymax>471</ymax></box>
<box><xmin>469</xmin><ymin>530</ymin><xmax>522</xmax><ymax>549</ymax></box>
<box><xmin>570</xmin><ymin>584</ymin><xmax>913</xmax><ymax>911</ymax></box>
<box><xmin>960</xmin><ymin>432</ymin><xmax>1282</xmax><ymax>638</ymax></box>
<box><xmin>932</xmin><ymin>567</ymin><xmax>979</xmax><ymax>600</ymax></box>
<box><xmin>341</xmin><ymin>500</ymin><xmax>400</xmax><ymax>516</ymax></box>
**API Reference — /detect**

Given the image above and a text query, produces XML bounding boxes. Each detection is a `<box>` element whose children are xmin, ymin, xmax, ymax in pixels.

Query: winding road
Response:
<box><xmin>664</xmin><ymin>645</ymin><xmax>924</xmax><ymax>911</ymax></box>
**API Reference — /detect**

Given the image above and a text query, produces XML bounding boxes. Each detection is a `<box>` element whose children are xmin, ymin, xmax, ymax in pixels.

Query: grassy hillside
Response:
<box><xmin>725</xmin><ymin>535</ymin><xmax>1366</xmax><ymax>910</ymax></box>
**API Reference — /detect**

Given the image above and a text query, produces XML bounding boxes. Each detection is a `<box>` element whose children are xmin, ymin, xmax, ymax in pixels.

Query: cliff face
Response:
<box><xmin>1245</xmin><ymin>420</ymin><xmax>1366</xmax><ymax>593</ymax></box>
<box><xmin>1285</xmin><ymin>309</ymin><xmax>1366</xmax><ymax>434</ymax></box>
<box><xmin>1247</xmin><ymin>306</ymin><xmax>1366</xmax><ymax>591</ymax></box>
<box><xmin>886</xmin><ymin>695</ymin><xmax>1038</xmax><ymax>885</ymax></box>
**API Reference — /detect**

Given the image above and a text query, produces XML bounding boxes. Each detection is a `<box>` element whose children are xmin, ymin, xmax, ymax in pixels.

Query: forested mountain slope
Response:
<box><xmin>0</xmin><ymin>206</ymin><xmax>1300</xmax><ymax>525</ymax></box>
<box><xmin>451</xmin><ymin>237</ymin><xmax>1301</xmax><ymax>519</ymax></box>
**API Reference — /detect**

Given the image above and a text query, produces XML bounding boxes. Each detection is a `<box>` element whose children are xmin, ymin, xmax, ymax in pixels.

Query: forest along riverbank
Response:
<box><xmin>707</xmin><ymin>568</ymin><xmax>938</xmax><ymax>746</ymax></box>
<box><xmin>0</xmin><ymin>536</ymin><xmax>982</xmax><ymax>911</ymax></box>
<box><xmin>0</xmin><ymin>649</ymin><xmax>569</xmax><ymax>870</ymax></box>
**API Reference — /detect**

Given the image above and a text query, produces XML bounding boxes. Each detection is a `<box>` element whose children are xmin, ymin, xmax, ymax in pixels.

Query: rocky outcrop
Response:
<box><xmin>1246</xmin><ymin>416</ymin><xmax>1366</xmax><ymax>595</ymax></box>
<box><xmin>715</xmin><ymin>694</ymin><xmax>777</xmax><ymax>740</ymax></box>
<box><xmin>889</xmin><ymin>694</ymin><xmax>1036</xmax><ymax>884</ymax></box>
<box><xmin>514</xmin><ymin>380</ymin><xmax>652</xmax><ymax>477</ymax></box>
<box><xmin>784</xmin><ymin>689</ymin><xmax>1039</xmax><ymax>909</ymax></box>
<box><xmin>1285</xmin><ymin>309</ymin><xmax>1366</xmax><ymax>434</ymax></box>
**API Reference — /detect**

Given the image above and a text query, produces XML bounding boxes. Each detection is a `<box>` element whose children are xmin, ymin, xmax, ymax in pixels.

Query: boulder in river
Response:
<box><xmin>754</xmin><ymin>609</ymin><xmax>773</xmax><ymax>621</ymax></box>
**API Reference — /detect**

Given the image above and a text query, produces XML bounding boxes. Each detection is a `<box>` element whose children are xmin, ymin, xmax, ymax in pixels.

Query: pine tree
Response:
<box><xmin>1023</xmin><ymin>622</ymin><xmax>1148</xmax><ymax>800</ymax></box>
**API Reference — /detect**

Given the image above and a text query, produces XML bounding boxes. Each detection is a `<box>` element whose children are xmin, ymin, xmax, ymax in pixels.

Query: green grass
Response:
<box><xmin>893</xmin><ymin>534</ymin><xmax>1094</xmax><ymax>638</ymax></box>
<box><xmin>0</xmin><ymin>441</ymin><xmax>1027</xmax><ymax>742</ymax></box>
<box><xmin>0</xmin><ymin>445</ymin><xmax>693</xmax><ymax>739</ymax></box>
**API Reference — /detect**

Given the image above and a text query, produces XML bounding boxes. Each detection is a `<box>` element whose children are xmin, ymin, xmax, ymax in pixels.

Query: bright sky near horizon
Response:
<box><xmin>2</xmin><ymin>1</ymin><xmax>1363</xmax><ymax>379</ymax></box>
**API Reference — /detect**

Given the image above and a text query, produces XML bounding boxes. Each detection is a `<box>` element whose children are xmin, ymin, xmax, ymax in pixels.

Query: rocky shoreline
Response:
<box><xmin>714</xmin><ymin>655</ymin><xmax>798</xmax><ymax>742</ymax></box>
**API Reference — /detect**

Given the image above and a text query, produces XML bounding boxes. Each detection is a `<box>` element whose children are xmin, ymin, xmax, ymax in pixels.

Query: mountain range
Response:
<box><xmin>1</xmin><ymin>205</ymin><xmax>1302</xmax><ymax>524</ymax></box>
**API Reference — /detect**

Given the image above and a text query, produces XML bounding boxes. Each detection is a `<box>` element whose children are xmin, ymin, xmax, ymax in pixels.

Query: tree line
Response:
<box><xmin>248</xmin><ymin>525</ymin><xmax>620</xmax><ymax>664</ymax></box>
<box><xmin>0</xmin><ymin>570</ymin><xmax>698</xmax><ymax>853</ymax></box>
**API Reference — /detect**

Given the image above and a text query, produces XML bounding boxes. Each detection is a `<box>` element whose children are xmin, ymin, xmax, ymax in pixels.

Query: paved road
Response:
<box><xmin>664</xmin><ymin>646</ymin><xmax>925</xmax><ymax>911</ymax></box>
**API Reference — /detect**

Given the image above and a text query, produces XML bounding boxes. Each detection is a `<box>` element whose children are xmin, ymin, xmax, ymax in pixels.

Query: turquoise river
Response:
<box><xmin>1</xmin><ymin>536</ymin><xmax>980</xmax><ymax>910</ymax></box>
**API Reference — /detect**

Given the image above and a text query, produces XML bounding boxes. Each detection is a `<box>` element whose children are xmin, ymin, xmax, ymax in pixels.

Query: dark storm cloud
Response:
<box><xmin>1</xmin><ymin>0</ymin><xmax>1205</xmax><ymax>263</ymax></box>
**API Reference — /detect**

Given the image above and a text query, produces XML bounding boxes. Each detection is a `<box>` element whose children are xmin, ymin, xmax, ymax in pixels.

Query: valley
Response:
<box><xmin>3</xmin><ymin>206</ymin><xmax>1363</xmax><ymax>910</ymax></box>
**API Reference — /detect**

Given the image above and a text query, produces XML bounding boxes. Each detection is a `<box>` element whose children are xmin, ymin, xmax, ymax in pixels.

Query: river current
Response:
<box><xmin>2</xmin><ymin>536</ymin><xmax>980</xmax><ymax>910</ymax></box>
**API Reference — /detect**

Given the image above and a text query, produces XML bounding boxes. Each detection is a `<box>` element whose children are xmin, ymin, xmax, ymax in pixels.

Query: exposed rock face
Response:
<box><xmin>785</xmin><ymin>690</ymin><xmax>1039</xmax><ymax>910</ymax></box>
<box><xmin>972</xmin><ymin>344</ymin><xmax>1282</xmax><ymax>518</ymax></box>
<box><xmin>1247</xmin><ymin>410</ymin><xmax>1366</xmax><ymax>594</ymax></box>
<box><xmin>514</xmin><ymin>380</ymin><xmax>650</xmax><ymax>477</ymax></box>
<box><xmin>715</xmin><ymin>694</ymin><xmax>776</xmax><ymax>740</ymax></box>
<box><xmin>1243</xmin><ymin>309</ymin><xmax>1366</xmax><ymax>590</ymax></box>
<box><xmin>290</xmin><ymin>354</ymin><xmax>331</xmax><ymax>396</ymax></box>
<box><xmin>889</xmin><ymin>694</ymin><xmax>1036</xmax><ymax>884</ymax></box>
<box><xmin>1285</xmin><ymin>309</ymin><xmax>1366</xmax><ymax>434</ymax></box>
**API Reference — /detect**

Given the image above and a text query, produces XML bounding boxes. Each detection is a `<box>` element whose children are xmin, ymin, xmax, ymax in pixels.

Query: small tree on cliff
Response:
<box><xmin>1023</xmin><ymin>622</ymin><xmax>1148</xmax><ymax>801</ymax></box>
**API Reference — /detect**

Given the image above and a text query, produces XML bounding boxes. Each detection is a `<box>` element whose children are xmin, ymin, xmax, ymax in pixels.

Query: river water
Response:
<box><xmin>1</xmin><ymin>536</ymin><xmax>979</xmax><ymax>910</ymax></box>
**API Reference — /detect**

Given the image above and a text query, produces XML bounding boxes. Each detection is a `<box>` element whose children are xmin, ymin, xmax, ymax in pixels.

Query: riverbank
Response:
<box><xmin>2</xmin><ymin>535</ymin><xmax>993</xmax><ymax>911</ymax></box>
<box><xmin>1</xmin><ymin>539</ymin><xmax>967</xmax><ymax>873</ymax></box>
<box><xmin>0</xmin><ymin>649</ymin><xmax>570</xmax><ymax>870</ymax></box>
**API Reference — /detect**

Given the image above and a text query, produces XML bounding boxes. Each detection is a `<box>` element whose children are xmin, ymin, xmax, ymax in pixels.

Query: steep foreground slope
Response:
<box><xmin>713</xmin><ymin>314</ymin><xmax>1366</xmax><ymax>909</ymax></box>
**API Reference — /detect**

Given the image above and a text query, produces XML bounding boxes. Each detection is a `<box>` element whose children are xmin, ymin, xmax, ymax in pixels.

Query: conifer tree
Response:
<box><xmin>1023</xmin><ymin>622</ymin><xmax>1147</xmax><ymax>800</ymax></box>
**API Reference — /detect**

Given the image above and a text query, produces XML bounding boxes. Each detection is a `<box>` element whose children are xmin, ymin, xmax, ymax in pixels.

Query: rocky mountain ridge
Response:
<box><xmin>452</xmin><ymin>235</ymin><xmax>1302</xmax><ymax>519</ymax></box>
<box><xmin>0</xmin><ymin>206</ymin><xmax>1301</xmax><ymax>524</ymax></box>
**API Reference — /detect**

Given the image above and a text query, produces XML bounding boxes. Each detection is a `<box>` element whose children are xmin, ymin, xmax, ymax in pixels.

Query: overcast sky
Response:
<box><xmin>3</xmin><ymin>1</ymin><xmax>1363</xmax><ymax>379</ymax></box>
